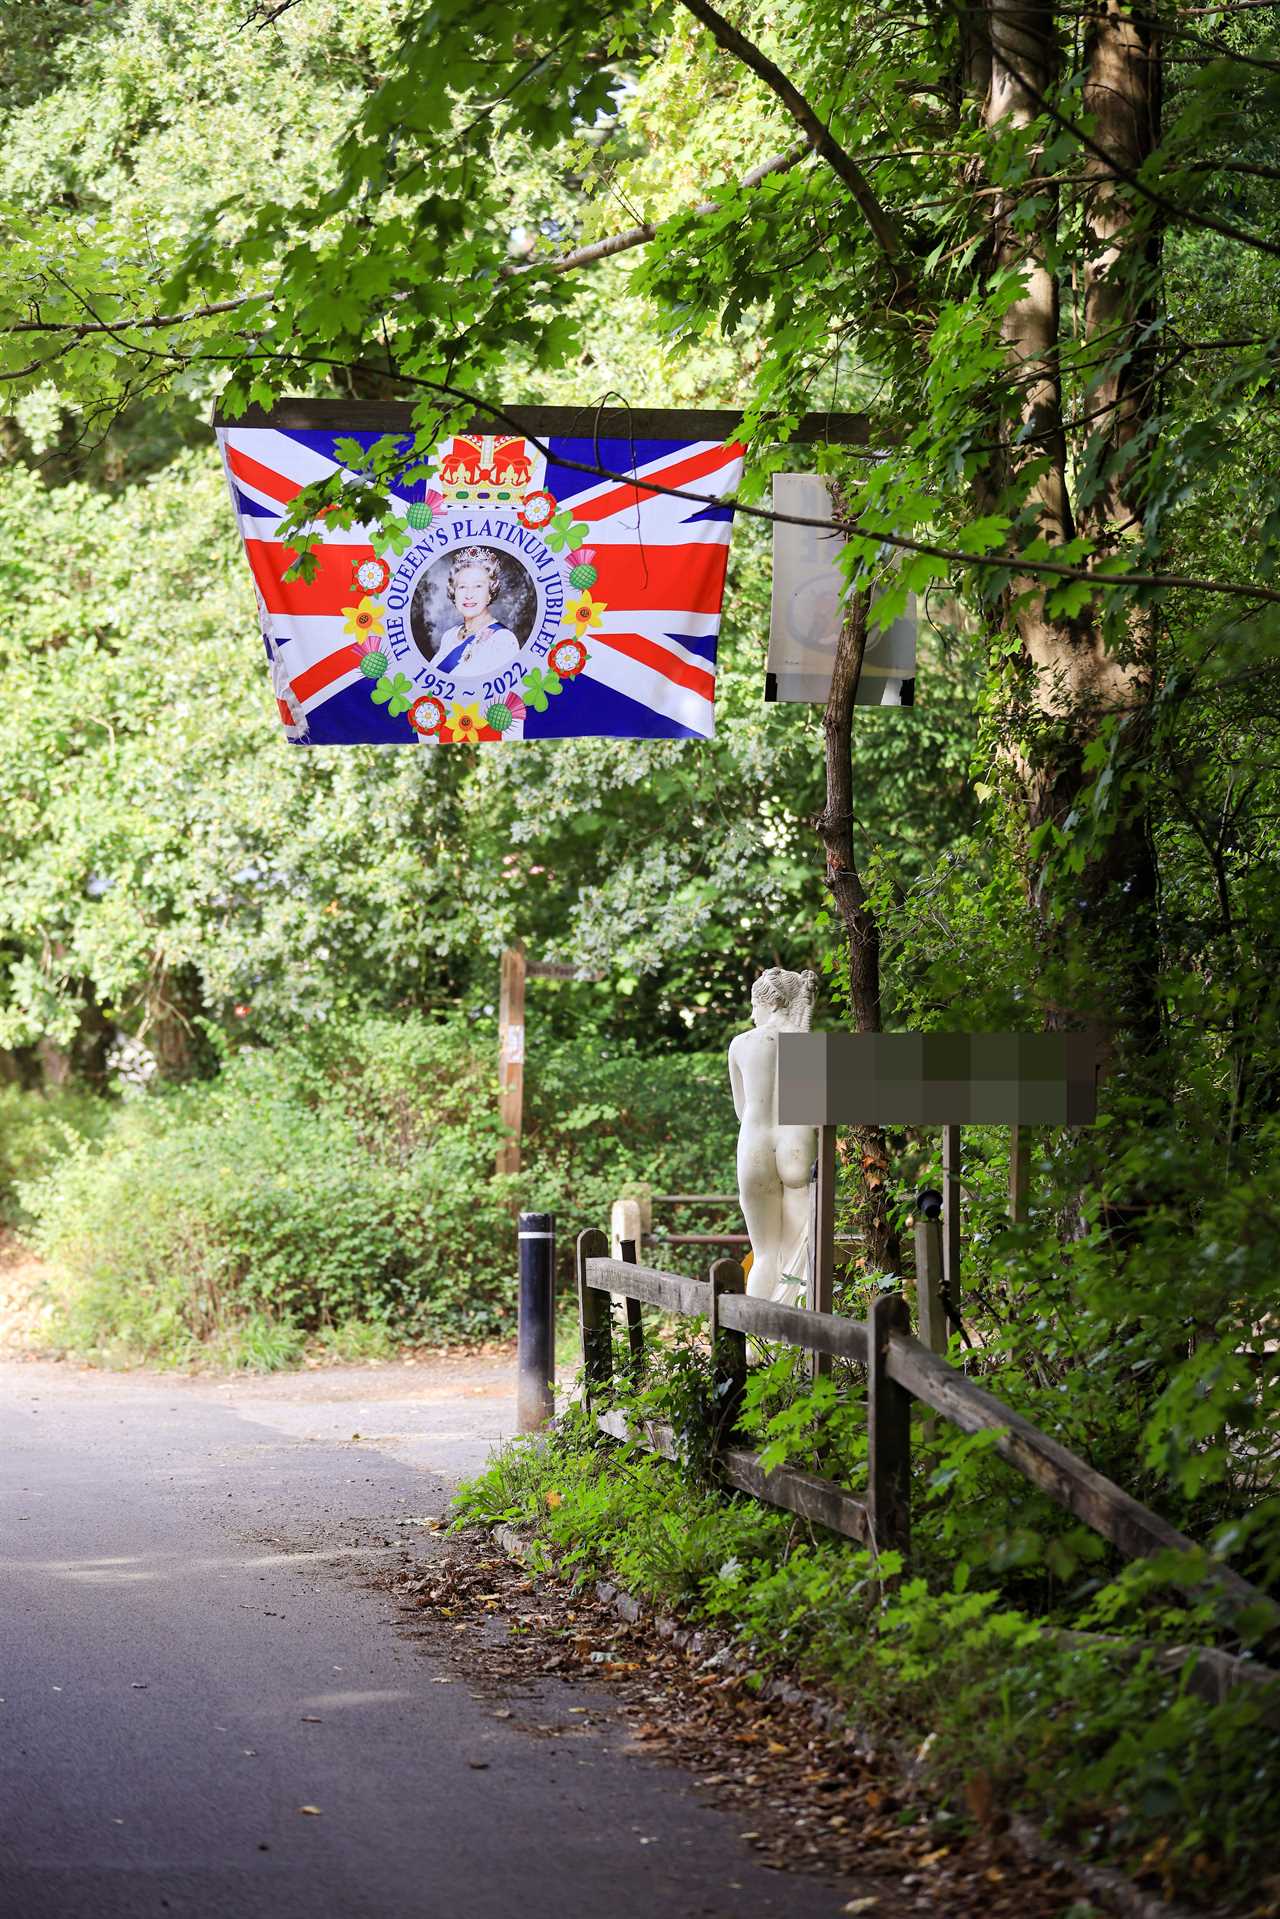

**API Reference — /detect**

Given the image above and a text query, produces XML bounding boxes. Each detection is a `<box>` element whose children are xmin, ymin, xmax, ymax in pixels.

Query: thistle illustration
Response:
<box><xmin>566</xmin><ymin>545</ymin><xmax>598</xmax><ymax>590</ymax></box>
<box><xmin>353</xmin><ymin>635</ymin><xmax>387</xmax><ymax>679</ymax></box>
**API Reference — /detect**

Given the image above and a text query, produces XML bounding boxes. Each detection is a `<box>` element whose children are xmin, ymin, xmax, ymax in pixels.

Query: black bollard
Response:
<box><xmin>516</xmin><ymin>1211</ymin><xmax>556</xmax><ymax>1432</ymax></box>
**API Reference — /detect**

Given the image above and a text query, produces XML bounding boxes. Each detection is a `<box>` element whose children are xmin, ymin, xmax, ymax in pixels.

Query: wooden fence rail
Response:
<box><xmin>610</xmin><ymin>1189</ymin><xmax>864</xmax><ymax>1253</ymax></box>
<box><xmin>576</xmin><ymin>1228</ymin><xmax>1277</xmax><ymax>1625</ymax></box>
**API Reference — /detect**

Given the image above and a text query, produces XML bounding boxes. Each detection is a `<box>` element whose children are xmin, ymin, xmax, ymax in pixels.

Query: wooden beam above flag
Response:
<box><xmin>213</xmin><ymin>400</ymin><xmax>890</xmax><ymax>446</ymax></box>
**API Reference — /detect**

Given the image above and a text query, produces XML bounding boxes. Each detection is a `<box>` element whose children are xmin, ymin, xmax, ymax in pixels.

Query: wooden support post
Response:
<box><xmin>709</xmin><ymin>1257</ymin><xmax>747</xmax><ymax>1450</ymax></box>
<box><xmin>496</xmin><ymin>944</ymin><xmax>526</xmax><ymax>1177</ymax></box>
<box><xmin>867</xmin><ymin>1291</ymin><xmax>912</xmax><ymax>1559</ymax></box>
<box><xmin>610</xmin><ymin>1194</ymin><xmax>646</xmax><ymax>1259</ymax></box>
<box><xmin>809</xmin><ymin>1123</ymin><xmax>836</xmax><ymax>1380</ymax></box>
<box><xmin>1009</xmin><ymin>1125</ymin><xmax>1030</xmax><ymax>1223</ymax></box>
<box><xmin>914</xmin><ymin>1214</ymin><xmax>947</xmax><ymax>1355</ymax></box>
<box><xmin>942</xmin><ymin>1124</ymin><xmax>961</xmax><ymax>1321</ymax></box>
<box><xmin>619</xmin><ymin>1236</ymin><xmax>645</xmax><ymax>1381</ymax></box>
<box><xmin>576</xmin><ymin>1227</ymin><xmax>612</xmax><ymax>1403</ymax></box>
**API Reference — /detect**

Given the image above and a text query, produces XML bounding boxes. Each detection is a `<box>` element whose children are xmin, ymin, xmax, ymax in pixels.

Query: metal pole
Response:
<box><xmin>1009</xmin><ymin>1124</ymin><xmax>1030</xmax><ymax>1223</ymax></box>
<box><xmin>942</xmin><ymin>1123</ymin><xmax>961</xmax><ymax>1321</ymax></box>
<box><xmin>517</xmin><ymin>1211</ymin><xmax>555</xmax><ymax>1432</ymax></box>
<box><xmin>809</xmin><ymin>1123</ymin><xmax>836</xmax><ymax>1381</ymax></box>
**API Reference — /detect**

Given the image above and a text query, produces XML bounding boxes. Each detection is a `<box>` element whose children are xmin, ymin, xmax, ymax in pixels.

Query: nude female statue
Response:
<box><xmin>728</xmin><ymin>969</ymin><xmax>818</xmax><ymax>1304</ymax></box>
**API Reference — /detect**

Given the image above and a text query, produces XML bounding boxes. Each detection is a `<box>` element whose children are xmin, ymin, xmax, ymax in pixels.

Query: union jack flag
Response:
<box><xmin>215</xmin><ymin>419</ymin><xmax>745</xmax><ymax>745</ymax></box>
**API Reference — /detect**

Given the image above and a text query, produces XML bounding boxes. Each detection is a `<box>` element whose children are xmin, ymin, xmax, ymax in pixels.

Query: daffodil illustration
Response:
<box><xmin>519</xmin><ymin>668</ymin><xmax>562</xmax><ymax>713</ymax></box>
<box><xmin>371</xmin><ymin>672</ymin><xmax>414</xmax><ymax>716</ymax></box>
<box><xmin>564</xmin><ymin>590</ymin><xmax>605</xmax><ymax>633</ymax></box>
<box><xmin>544</xmin><ymin>509</ymin><xmax>590</xmax><ymax>554</ymax></box>
<box><xmin>342</xmin><ymin>597</ymin><xmax>386</xmax><ymax>641</ymax></box>
<box><xmin>449</xmin><ymin>702</ymin><xmax>483</xmax><ymax>744</ymax></box>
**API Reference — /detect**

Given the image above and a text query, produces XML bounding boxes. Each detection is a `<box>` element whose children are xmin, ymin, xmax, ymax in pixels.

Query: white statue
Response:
<box><xmin>728</xmin><ymin>969</ymin><xmax>818</xmax><ymax>1305</ymax></box>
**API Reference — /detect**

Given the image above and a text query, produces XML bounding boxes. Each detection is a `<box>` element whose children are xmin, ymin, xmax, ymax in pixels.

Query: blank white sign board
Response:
<box><xmin>766</xmin><ymin>473</ymin><xmax>916</xmax><ymax>706</ymax></box>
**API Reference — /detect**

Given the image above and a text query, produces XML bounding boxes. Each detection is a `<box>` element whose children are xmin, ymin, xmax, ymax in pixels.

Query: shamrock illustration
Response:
<box><xmin>544</xmin><ymin>509</ymin><xmax>590</xmax><ymax>554</ymax></box>
<box><xmin>369</xmin><ymin>517</ymin><xmax>413</xmax><ymax>560</ymax></box>
<box><xmin>371</xmin><ymin>672</ymin><xmax>415</xmax><ymax>717</ymax></box>
<box><xmin>519</xmin><ymin>667</ymin><xmax>563</xmax><ymax>713</ymax></box>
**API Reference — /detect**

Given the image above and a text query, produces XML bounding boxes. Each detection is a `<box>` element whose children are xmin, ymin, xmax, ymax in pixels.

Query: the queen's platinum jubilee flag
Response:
<box><xmin>216</xmin><ymin>415</ymin><xmax>746</xmax><ymax>745</ymax></box>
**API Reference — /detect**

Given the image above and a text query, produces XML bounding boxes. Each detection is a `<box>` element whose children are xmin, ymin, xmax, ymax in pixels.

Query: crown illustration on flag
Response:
<box><xmin>435</xmin><ymin>434</ymin><xmax>535</xmax><ymax>507</ymax></box>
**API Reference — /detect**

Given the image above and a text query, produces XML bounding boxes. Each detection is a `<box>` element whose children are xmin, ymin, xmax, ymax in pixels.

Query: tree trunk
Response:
<box><xmin>1080</xmin><ymin>1</ymin><xmax>1162</xmax><ymax>545</ymax></box>
<box><xmin>816</xmin><ymin>588</ymin><xmax>901</xmax><ymax>1274</ymax></box>
<box><xmin>982</xmin><ymin>0</ymin><xmax>1163</xmax><ymax>1061</ymax></box>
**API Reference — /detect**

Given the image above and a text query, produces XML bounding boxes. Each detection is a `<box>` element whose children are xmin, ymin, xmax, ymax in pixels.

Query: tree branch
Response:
<box><xmin>978</xmin><ymin>18</ymin><xmax>1280</xmax><ymax>260</ymax></box>
<box><xmin>6</xmin><ymin>297</ymin><xmax>250</xmax><ymax>338</ymax></box>
<box><xmin>502</xmin><ymin>145</ymin><xmax>807</xmax><ymax>279</ymax></box>
<box><xmin>816</xmin><ymin>582</ymin><xmax>900</xmax><ymax>1271</ymax></box>
<box><xmin>674</xmin><ymin>0</ymin><xmax>914</xmax><ymax>292</ymax></box>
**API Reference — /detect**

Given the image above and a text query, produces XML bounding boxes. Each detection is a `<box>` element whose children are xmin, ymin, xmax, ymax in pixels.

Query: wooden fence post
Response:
<box><xmin>867</xmin><ymin>1291</ymin><xmax>912</xmax><ymax>1559</ymax></box>
<box><xmin>708</xmin><ymin>1257</ymin><xmax>747</xmax><ymax>1450</ymax></box>
<box><xmin>913</xmin><ymin>1199</ymin><xmax>947</xmax><ymax>1356</ymax></box>
<box><xmin>576</xmin><ymin>1227</ymin><xmax>612</xmax><ymax>1403</ymax></box>
<box><xmin>611</xmin><ymin>1194</ymin><xmax>645</xmax><ymax>1258</ymax></box>
<box><xmin>619</xmin><ymin>1236</ymin><xmax>645</xmax><ymax>1380</ymax></box>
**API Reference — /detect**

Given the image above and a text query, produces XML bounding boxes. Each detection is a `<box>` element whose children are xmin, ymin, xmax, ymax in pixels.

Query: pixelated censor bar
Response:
<box><xmin>777</xmin><ymin>1033</ymin><xmax>1098</xmax><ymax>1127</ymax></box>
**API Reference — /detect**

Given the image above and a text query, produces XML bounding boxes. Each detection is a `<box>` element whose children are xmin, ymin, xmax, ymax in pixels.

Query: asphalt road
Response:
<box><xmin>0</xmin><ymin>1355</ymin><xmax>853</xmax><ymax>1919</ymax></box>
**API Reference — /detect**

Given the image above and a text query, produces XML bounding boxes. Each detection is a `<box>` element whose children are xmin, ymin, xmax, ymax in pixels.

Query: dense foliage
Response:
<box><xmin>2</xmin><ymin>3</ymin><xmax>1280</xmax><ymax>1888</ymax></box>
<box><xmin>2</xmin><ymin>0</ymin><xmax>1279</xmax><ymax>1888</ymax></box>
<box><xmin>14</xmin><ymin>1015</ymin><xmax>737</xmax><ymax>1365</ymax></box>
<box><xmin>459</xmin><ymin>1372</ymin><xmax>1280</xmax><ymax>1911</ymax></box>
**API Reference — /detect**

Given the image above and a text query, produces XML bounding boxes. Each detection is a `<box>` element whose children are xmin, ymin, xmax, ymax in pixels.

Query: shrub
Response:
<box><xmin>0</xmin><ymin>1085</ymin><xmax>109</xmax><ymax>1226</ymax></box>
<box><xmin>18</xmin><ymin>1014</ymin><xmax>739</xmax><ymax>1364</ymax></box>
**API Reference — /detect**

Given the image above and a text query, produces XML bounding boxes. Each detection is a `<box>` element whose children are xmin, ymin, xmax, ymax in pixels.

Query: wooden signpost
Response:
<box><xmin>496</xmin><ymin>945</ymin><xmax>606</xmax><ymax>1176</ymax></box>
<box><xmin>496</xmin><ymin>945</ymin><xmax>526</xmax><ymax>1177</ymax></box>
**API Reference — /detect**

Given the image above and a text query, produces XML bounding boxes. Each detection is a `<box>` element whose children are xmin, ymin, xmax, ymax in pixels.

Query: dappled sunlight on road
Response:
<box><xmin>11</xmin><ymin>1548</ymin><xmax>407</xmax><ymax>1585</ymax></box>
<box><xmin>297</xmin><ymin>1690</ymin><xmax>414</xmax><ymax>1712</ymax></box>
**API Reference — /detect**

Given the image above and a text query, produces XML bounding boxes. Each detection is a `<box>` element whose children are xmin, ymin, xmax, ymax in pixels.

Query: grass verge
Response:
<box><xmin>456</xmin><ymin>1400</ymin><xmax>1280</xmax><ymax>1917</ymax></box>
